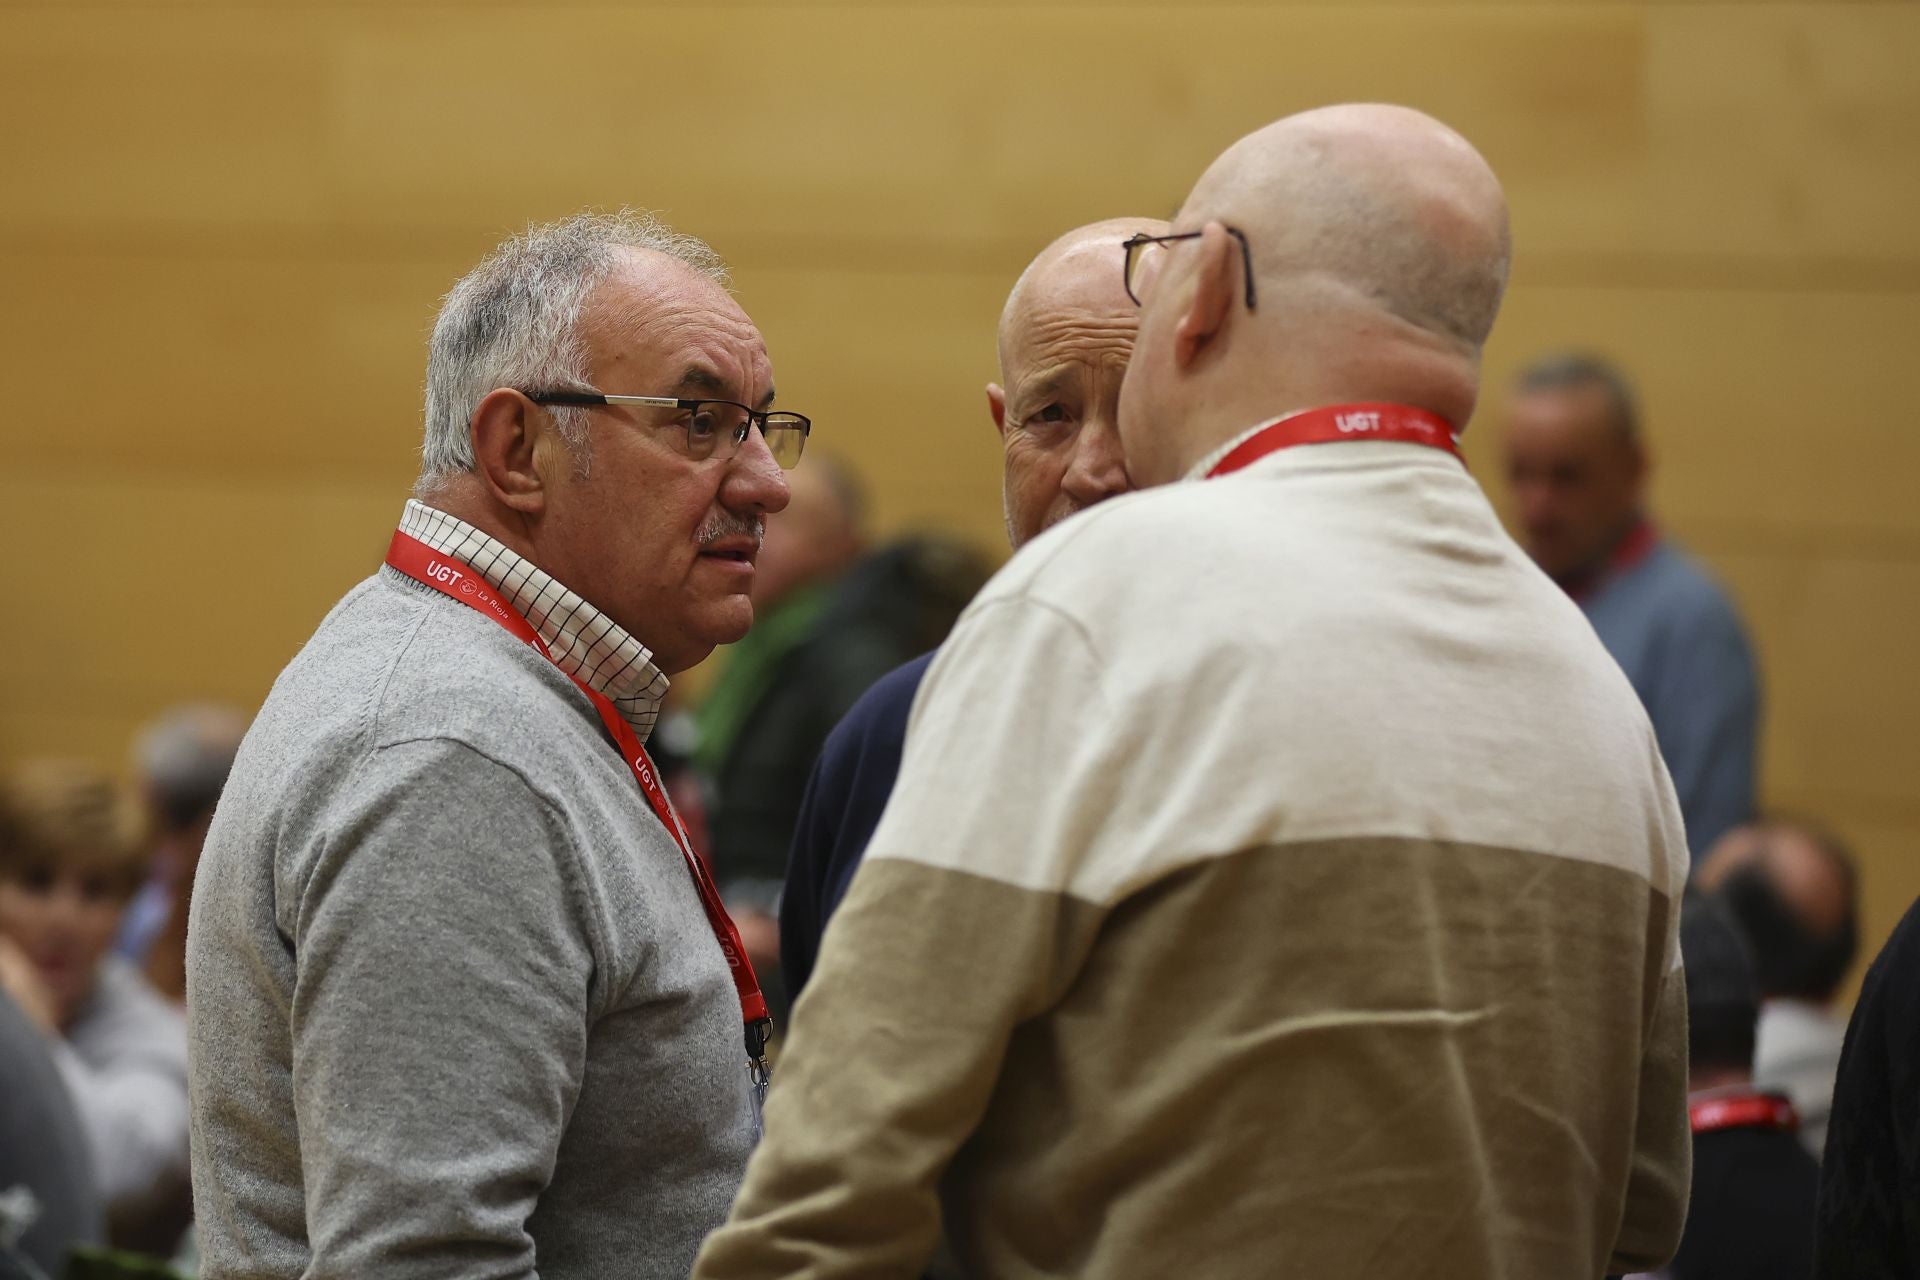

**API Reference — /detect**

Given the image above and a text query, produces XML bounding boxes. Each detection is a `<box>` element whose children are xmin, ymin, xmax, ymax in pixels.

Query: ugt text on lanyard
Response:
<box><xmin>1206</xmin><ymin>402</ymin><xmax>1463</xmax><ymax>478</ymax></box>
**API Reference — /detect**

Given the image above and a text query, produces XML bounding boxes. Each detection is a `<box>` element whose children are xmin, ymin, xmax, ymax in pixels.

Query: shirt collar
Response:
<box><xmin>1186</xmin><ymin>407</ymin><xmax>1468</xmax><ymax>481</ymax></box>
<box><xmin>397</xmin><ymin>500</ymin><xmax>671</xmax><ymax>742</ymax></box>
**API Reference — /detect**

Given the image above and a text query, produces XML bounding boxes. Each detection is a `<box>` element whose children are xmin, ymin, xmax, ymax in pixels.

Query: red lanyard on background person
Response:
<box><xmin>1567</xmin><ymin>516</ymin><xmax>1660</xmax><ymax>605</ymax></box>
<box><xmin>383</xmin><ymin>530</ymin><xmax>774</xmax><ymax>1077</ymax></box>
<box><xmin>1205</xmin><ymin>403</ymin><xmax>1463</xmax><ymax>479</ymax></box>
<box><xmin>1689</xmin><ymin>1092</ymin><xmax>1799</xmax><ymax>1136</ymax></box>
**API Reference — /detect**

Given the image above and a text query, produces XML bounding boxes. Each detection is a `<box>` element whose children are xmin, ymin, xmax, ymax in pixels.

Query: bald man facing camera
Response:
<box><xmin>778</xmin><ymin>217</ymin><xmax>1163</xmax><ymax>1002</ymax></box>
<box><xmin>698</xmin><ymin>107</ymin><xmax>1688</xmax><ymax>1280</ymax></box>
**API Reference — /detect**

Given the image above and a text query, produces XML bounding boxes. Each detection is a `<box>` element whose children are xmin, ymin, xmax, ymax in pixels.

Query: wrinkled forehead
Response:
<box><xmin>1003</xmin><ymin>253</ymin><xmax>1141</xmax><ymax>380</ymax></box>
<box><xmin>584</xmin><ymin>251</ymin><xmax>773</xmax><ymax>403</ymax></box>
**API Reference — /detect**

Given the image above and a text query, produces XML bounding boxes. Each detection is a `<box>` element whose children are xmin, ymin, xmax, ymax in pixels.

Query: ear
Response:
<box><xmin>1171</xmin><ymin>221</ymin><xmax>1238</xmax><ymax>371</ymax></box>
<box><xmin>469</xmin><ymin>388</ymin><xmax>551</xmax><ymax>516</ymax></box>
<box><xmin>986</xmin><ymin>382</ymin><xmax>1008</xmax><ymax>437</ymax></box>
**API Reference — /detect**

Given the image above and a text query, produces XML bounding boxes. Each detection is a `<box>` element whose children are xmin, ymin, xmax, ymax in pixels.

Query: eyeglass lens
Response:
<box><xmin>683</xmin><ymin>403</ymin><xmax>807</xmax><ymax>470</ymax></box>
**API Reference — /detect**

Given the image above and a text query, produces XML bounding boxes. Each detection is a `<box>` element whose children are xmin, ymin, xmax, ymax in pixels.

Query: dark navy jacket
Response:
<box><xmin>779</xmin><ymin>651</ymin><xmax>936</xmax><ymax>1003</ymax></box>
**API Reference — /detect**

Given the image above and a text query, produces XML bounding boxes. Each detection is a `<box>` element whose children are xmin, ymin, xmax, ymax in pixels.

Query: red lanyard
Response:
<box><xmin>1568</xmin><ymin>517</ymin><xmax>1659</xmax><ymax>604</ymax></box>
<box><xmin>384</xmin><ymin>530</ymin><xmax>772</xmax><ymax>1066</ymax></box>
<box><xmin>1206</xmin><ymin>403</ymin><xmax>1462</xmax><ymax>479</ymax></box>
<box><xmin>1689</xmin><ymin>1092</ymin><xmax>1799</xmax><ymax>1136</ymax></box>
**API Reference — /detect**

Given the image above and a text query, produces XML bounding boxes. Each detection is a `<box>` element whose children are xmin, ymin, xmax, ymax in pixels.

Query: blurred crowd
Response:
<box><xmin>1</xmin><ymin>708</ymin><xmax>242</xmax><ymax>1275</ymax></box>
<box><xmin>2</xmin><ymin>104</ymin><xmax>1912</xmax><ymax>1280</ymax></box>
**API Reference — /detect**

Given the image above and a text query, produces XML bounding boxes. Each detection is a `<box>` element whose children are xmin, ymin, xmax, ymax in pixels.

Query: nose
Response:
<box><xmin>721</xmin><ymin>426</ymin><xmax>791</xmax><ymax>516</ymax></box>
<box><xmin>1061</xmin><ymin>413</ymin><xmax>1131</xmax><ymax>505</ymax></box>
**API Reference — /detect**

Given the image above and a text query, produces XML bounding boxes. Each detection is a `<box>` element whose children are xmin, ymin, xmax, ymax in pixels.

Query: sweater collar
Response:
<box><xmin>397</xmin><ymin>500</ymin><xmax>670</xmax><ymax>742</ymax></box>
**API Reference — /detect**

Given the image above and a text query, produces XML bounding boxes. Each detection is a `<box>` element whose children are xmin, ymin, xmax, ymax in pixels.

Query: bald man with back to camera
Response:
<box><xmin>778</xmin><ymin>216</ymin><xmax>1164</xmax><ymax>1003</ymax></box>
<box><xmin>697</xmin><ymin>106</ymin><xmax>1689</xmax><ymax>1280</ymax></box>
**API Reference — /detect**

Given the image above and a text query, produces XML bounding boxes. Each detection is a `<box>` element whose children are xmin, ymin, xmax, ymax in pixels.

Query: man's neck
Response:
<box><xmin>416</xmin><ymin>479</ymin><xmax>542</xmax><ymax>567</ymax></box>
<box><xmin>395</xmin><ymin>493</ymin><xmax>673</xmax><ymax>737</ymax></box>
<box><xmin>1552</xmin><ymin>513</ymin><xmax>1654</xmax><ymax>596</ymax></box>
<box><xmin>1688</xmin><ymin>1068</ymin><xmax>1755</xmax><ymax>1097</ymax></box>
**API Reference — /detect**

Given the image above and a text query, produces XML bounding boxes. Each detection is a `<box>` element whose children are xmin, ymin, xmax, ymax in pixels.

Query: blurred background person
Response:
<box><xmin>117</xmin><ymin>703</ymin><xmax>248</xmax><ymax>1005</ymax></box>
<box><xmin>779</xmin><ymin>215</ymin><xmax>1161</xmax><ymax>1005</ymax></box>
<box><xmin>0</xmin><ymin>985</ymin><xmax>103</xmax><ymax>1279</ymax></box>
<box><xmin>0</xmin><ymin>762</ymin><xmax>191</xmax><ymax>1259</ymax></box>
<box><xmin>694</xmin><ymin>454</ymin><xmax>871</xmax><ymax>899</ymax></box>
<box><xmin>690</xmin><ymin>454</ymin><xmax>990</xmax><ymax>1008</ymax></box>
<box><xmin>1501</xmin><ymin>353</ymin><xmax>1759</xmax><ymax>855</ymax></box>
<box><xmin>1815</xmin><ymin>890</ymin><xmax>1920</xmax><ymax>1276</ymax></box>
<box><xmin>1667</xmin><ymin>892</ymin><xmax>1818</xmax><ymax>1280</ymax></box>
<box><xmin>689</xmin><ymin>461</ymin><xmax>987</xmax><ymax>858</ymax></box>
<box><xmin>1697</xmin><ymin>815</ymin><xmax>1859</xmax><ymax>1161</ymax></box>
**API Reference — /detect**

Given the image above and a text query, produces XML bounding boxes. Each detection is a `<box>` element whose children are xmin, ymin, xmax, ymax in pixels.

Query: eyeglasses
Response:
<box><xmin>527</xmin><ymin>390</ymin><xmax>811</xmax><ymax>470</ymax></box>
<box><xmin>1120</xmin><ymin>226</ymin><xmax>1258</xmax><ymax>311</ymax></box>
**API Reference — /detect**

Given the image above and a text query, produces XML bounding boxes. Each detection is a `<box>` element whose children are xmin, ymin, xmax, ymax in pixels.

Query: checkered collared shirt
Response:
<box><xmin>397</xmin><ymin>500</ymin><xmax>671</xmax><ymax>742</ymax></box>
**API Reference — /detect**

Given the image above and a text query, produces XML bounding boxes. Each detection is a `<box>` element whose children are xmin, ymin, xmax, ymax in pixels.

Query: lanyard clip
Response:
<box><xmin>745</xmin><ymin>1017</ymin><xmax>773</xmax><ymax>1072</ymax></box>
<box><xmin>745</xmin><ymin>1018</ymin><xmax>774</xmax><ymax>1121</ymax></box>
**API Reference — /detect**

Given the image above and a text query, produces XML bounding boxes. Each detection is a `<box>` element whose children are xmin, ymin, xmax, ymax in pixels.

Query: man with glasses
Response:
<box><xmin>700</xmin><ymin>105</ymin><xmax>1688</xmax><ymax>1279</ymax></box>
<box><xmin>187</xmin><ymin>212</ymin><xmax>800</xmax><ymax>1280</ymax></box>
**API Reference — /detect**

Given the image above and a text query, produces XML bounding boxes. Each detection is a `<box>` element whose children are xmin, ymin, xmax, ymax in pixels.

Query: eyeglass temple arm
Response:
<box><xmin>533</xmin><ymin>392</ymin><xmax>687</xmax><ymax>409</ymax></box>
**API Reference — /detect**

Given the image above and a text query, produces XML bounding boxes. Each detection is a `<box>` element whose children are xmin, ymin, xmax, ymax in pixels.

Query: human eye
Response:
<box><xmin>682</xmin><ymin>405</ymin><xmax>727</xmax><ymax>458</ymax></box>
<box><xmin>1020</xmin><ymin>403</ymin><xmax>1077</xmax><ymax>436</ymax></box>
<box><xmin>687</xmin><ymin>406</ymin><xmax>722</xmax><ymax>441</ymax></box>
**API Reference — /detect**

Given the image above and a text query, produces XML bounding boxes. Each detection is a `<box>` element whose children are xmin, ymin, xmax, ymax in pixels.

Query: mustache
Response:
<box><xmin>697</xmin><ymin>512</ymin><xmax>764</xmax><ymax>549</ymax></box>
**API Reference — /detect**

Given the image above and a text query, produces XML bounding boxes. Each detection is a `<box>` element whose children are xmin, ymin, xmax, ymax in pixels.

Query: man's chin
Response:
<box><xmin>645</xmin><ymin>597</ymin><xmax>756</xmax><ymax>673</ymax></box>
<box><xmin>704</xmin><ymin>596</ymin><xmax>757</xmax><ymax>647</ymax></box>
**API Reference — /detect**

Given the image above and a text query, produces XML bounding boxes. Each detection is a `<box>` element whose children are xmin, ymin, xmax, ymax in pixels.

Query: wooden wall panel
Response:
<box><xmin>0</xmin><ymin>473</ymin><xmax>400</xmax><ymax>725</ymax></box>
<box><xmin>0</xmin><ymin>253</ymin><xmax>439</xmax><ymax>475</ymax></box>
<box><xmin>1475</xmin><ymin>286</ymin><xmax>1920</xmax><ymax>543</ymax></box>
<box><xmin>1714</xmin><ymin>553</ymin><xmax>1920</xmax><ymax>806</ymax></box>
<box><xmin>4</xmin><ymin>6</ymin><xmax>1914</xmax><ymax>267</ymax></box>
<box><xmin>3</xmin><ymin>0</ymin><xmax>1917</xmax><ymax>980</ymax></box>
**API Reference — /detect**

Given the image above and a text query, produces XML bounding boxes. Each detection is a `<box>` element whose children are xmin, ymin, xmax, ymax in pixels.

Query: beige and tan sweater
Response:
<box><xmin>697</xmin><ymin>435</ymin><xmax>1692</xmax><ymax>1279</ymax></box>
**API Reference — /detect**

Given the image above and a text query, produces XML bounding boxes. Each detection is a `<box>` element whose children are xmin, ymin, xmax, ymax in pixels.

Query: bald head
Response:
<box><xmin>1188</xmin><ymin>103</ymin><xmax>1510</xmax><ymax>348</ymax></box>
<box><xmin>988</xmin><ymin>217</ymin><xmax>1167</xmax><ymax>547</ymax></box>
<box><xmin>998</xmin><ymin>218</ymin><xmax>1164</xmax><ymax>377</ymax></box>
<box><xmin>1118</xmin><ymin>104</ymin><xmax>1512</xmax><ymax>485</ymax></box>
<box><xmin>1699</xmin><ymin>818</ymin><xmax>1860</xmax><ymax>1003</ymax></box>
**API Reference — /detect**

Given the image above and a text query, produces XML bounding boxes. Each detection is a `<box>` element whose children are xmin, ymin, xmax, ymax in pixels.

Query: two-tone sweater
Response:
<box><xmin>698</xmin><ymin>434</ymin><xmax>1692</xmax><ymax>1279</ymax></box>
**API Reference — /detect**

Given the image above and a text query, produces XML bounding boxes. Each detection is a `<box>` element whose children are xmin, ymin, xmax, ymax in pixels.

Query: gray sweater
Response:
<box><xmin>187</xmin><ymin>566</ymin><xmax>756</xmax><ymax>1280</ymax></box>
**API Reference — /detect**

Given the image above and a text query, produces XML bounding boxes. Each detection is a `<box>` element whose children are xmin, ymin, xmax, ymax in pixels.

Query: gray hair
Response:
<box><xmin>417</xmin><ymin>210</ymin><xmax>730</xmax><ymax>489</ymax></box>
<box><xmin>1514</xmin><ymin>351</ymin><xmax>1640</xmax><ymax>441</ymax></box>
<box><xmin>133</xmin><ymin>703</ymin><xmax>248</xmax><ymax>832</ymax></box>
